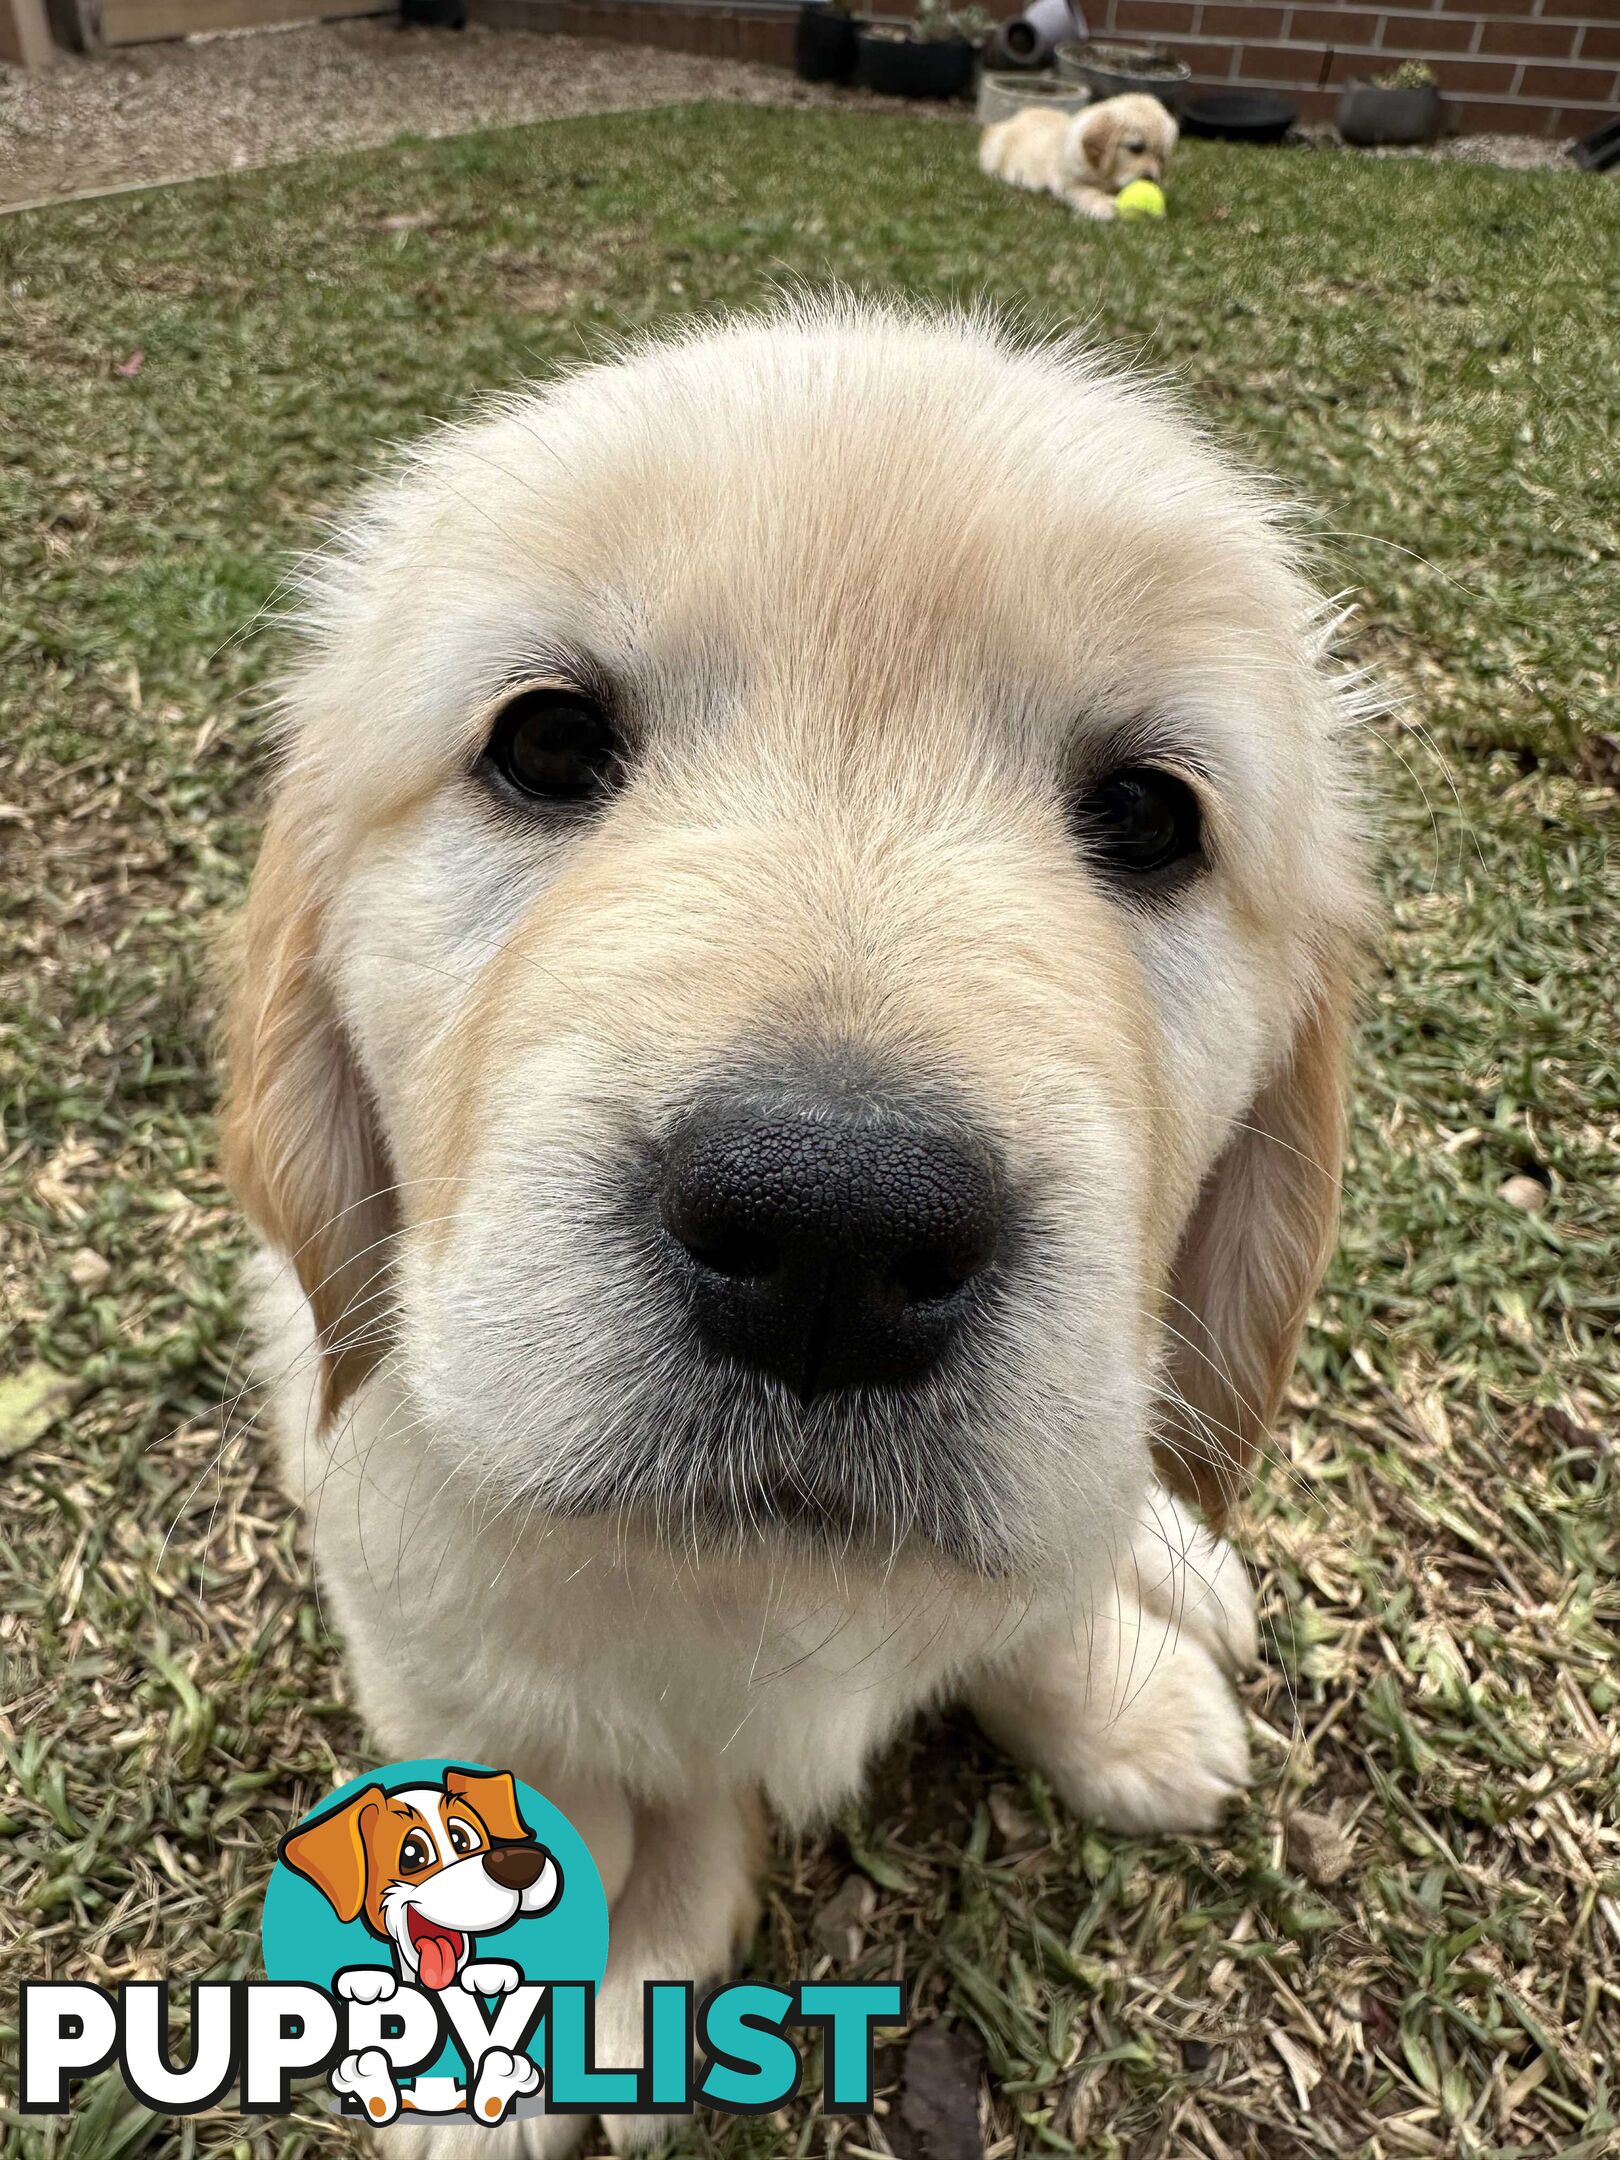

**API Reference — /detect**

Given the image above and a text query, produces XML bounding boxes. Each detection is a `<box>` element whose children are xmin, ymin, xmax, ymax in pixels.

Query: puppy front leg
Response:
<box><xmin>969</xmin><ymin>1489</ymin><xmax>1258</xmax><ymax>1834</ymax></box>
<box><xmin>596</xmin><ymin>1786</ymin><xmax>766</xmax><ymax>2155</ymax></box>
<box><xmin>1062</xmin><ymin>182</ymin><xmax>1118</xmax><ymax>221</ymax></box>
<box><xmin>384</xmin><ymin>1787</ymin><xmax>763</xmax><ymax>2160</ymax></box>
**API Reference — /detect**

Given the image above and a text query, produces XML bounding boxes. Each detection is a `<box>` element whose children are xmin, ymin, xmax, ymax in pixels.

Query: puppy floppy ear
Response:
<box><xmin>445</xmin><ymin>1768</ymin><xmax>533</xmax><ymax>1845</ymax></box>
<box><xmin>1156</xmin><ymin>950</ymin><xmax>1356</xmax><ymax>1525</ymax></box>
<box><xmin>280</xmin><ymin>1787</ymin><xmax>383</xmax><ymax>1924</ymax></box>
<box><xmin>221</xmin><ymin>793</ymin><xmax>396</xmax><ymax>1424</ymax></box>
<box><xmin>1077</xmin><ymin>103</ymin><xmax>1126</xmax><ymax>185</ymax></box>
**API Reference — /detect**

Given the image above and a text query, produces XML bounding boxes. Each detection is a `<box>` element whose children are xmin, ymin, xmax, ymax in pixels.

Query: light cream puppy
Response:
<box><xmin>225</xmin><ymin>299</ymin><xmax>1367</xmax><ymax>2155</ymax></box>
<box><xmin>980</xmin><ymin>91</ymin><xmax>1179</xmax><ymax>218</ymax></box>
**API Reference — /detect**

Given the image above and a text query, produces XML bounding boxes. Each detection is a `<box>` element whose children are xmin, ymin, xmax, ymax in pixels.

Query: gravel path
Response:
<box><xmin>0</xmin><ymin>20</ymin><xmax>1575</xmax><ymax>214</ymax></box>
<box><xmin>0</xmin><ymin>20</ymin><xmax>923</xmax><ymax>212</ymax></box>
<box><xmin>1294</xmin><ymin>120</ymin><xmax>1572</xmax><ymax>170</ymax></box>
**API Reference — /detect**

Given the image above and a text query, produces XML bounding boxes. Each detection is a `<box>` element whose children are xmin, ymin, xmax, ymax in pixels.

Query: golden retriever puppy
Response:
<box><xmin>225</xmin><ymin>299</ymin><xmax>1365</xmax><ymax>2154</ymax></box>
<box><xmin>980</xmin><ymin>91</ymin><xmax>1178</xmax><ymax>218</ymax></box>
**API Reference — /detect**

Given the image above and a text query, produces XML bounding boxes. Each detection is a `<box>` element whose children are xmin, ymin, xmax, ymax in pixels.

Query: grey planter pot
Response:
<box><xmin>1055</xmin><ymin>40</ymin><xmax>1191</xmax><ymax>113</ymax></box>
<box><xmin>1336</xmin><ymin>81</ymin><xmax>1444</xmax><ymax>146</ymax></box>
<box><xmin>976</xmin><ymin>70</ymin><xmax>1089</xmax><ymax>127</ymax></box>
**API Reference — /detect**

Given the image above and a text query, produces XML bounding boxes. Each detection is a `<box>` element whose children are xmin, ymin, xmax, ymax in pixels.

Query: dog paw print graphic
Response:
<box><xmin>262</xmin><ymin>1759</ymin><xmax>609</xmax><ymax>2124</ymax></box>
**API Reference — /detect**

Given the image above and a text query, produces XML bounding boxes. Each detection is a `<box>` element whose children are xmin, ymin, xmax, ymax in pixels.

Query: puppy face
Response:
<box><xmin>226</xmin><ymin>304</ymin><xmax>1365</xmax><ymax>1584</ymax></box>
<box><xmin>1075</xmin><ymin>94</ymin><xmax>1179</xmax><ymax>191</ymax></box>
<box><xmin>280</xmin><ymin>1769</ymin><xmax>561</xmax><ymax>1988</ymax></box>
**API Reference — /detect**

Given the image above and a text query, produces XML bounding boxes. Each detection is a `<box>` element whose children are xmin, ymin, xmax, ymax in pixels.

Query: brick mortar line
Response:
<box><xmin>1131</xmin><ymin>27</ymin><xmax>1619</xmax><ymax>71</ymax></box>
<box><xmin>1126</xmin><ymin>3</ymin><xmax>1620</xmax><ymax>30</ymax></box>
<box><xmin>1138</xmin><ymin>38</ymin><xmax>1611</xmax><ymax>87</ymax></box>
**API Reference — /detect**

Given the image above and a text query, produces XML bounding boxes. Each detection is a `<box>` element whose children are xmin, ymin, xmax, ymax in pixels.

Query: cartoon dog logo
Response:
<box><xmin>280</xmin><ymin>1766</ymin><xmax>563</xmax><ymax>2122</ymax></box>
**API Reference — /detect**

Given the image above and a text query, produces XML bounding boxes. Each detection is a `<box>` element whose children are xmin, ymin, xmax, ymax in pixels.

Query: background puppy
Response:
<box><xmin>225</xmin><ymin>299</ymin><xmax>1365</xmax><ymax>2152</ymax></box>
<box><xmin>980</xmin><ymin>92</ymin><xmax>1178</xmax><ymax>219</ymax></box>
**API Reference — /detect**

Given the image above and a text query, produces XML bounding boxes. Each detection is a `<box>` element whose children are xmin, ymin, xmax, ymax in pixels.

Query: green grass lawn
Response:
<box><xmin>1</xmin><ymin>103</ymin><xmax>1616</xmax><ymax>2160</ymax></box>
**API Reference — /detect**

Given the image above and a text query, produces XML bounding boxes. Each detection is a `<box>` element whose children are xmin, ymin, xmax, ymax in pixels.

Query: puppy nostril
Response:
<box><xmin>663</xmin><ymin>1209</ymin><xmax>779</xmax><ymax>1283</ymax></box>
<box><xmin>893</xmin><ymin>1247</ymin><xmax>976</xmax><ymax>1304</ymax></box>
<box><xmin>683</xmin><ymin>1234</ymin><xmax>778</xmax><ymax>1280</ymax></box>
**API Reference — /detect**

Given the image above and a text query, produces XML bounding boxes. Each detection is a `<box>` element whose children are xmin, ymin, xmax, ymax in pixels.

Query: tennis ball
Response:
<box><xmin>1115</xmin><ymin>179</ymin><xmax>1167</xmax><ymax>222</ymax></box>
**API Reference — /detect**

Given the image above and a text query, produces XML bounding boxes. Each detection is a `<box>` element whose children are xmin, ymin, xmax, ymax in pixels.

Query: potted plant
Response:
<box><xmin>856</xmin><ymin>5</ymin><xmax>992</xmax><ymax>99</ymax></box>
<box><xmin>1056</xmin><ymin>39</ymin><xmax>1191</xmax><ymax>112</ymax></box>
<box><xmin>1336</xmin><ymin>60</ymin><xmax>1444</xmax><ymax>147</ymax></box>
<box><xmin>795</xmin><ymin>2</ymin><xmax>861</xmax><ymax>85</ymax></box>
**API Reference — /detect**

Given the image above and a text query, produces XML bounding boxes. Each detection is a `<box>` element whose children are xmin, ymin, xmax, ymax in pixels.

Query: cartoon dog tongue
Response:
<box><xmin>408</xmin><ymin>1911</ymin><xmax>463</xmax><ymax>1991</ymax></box>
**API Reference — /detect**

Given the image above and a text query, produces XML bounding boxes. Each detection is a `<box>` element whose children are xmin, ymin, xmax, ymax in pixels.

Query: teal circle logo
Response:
<box><xmin>262</xmin><ymin>1760</ymin><xmax>607</xmax><ymax>2122</ymax></box>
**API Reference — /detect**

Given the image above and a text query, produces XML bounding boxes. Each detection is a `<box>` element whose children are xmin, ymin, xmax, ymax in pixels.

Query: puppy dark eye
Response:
<box><xmin>448</xmin><ymin>1822</ymin><xmax>474</xmax><ymax>1854</ymax></box>
<box><xmin>1125</xmin><ymin>138</ymin><xmax>1145</xmax><ymax>152</ymax></box>
<box><xmin>1070</xmin><ymin>765</ymin><xmax>1204</xmax><ymax>886</ymax></box>
<box><xmin>479</xmin><ymin>686</ymin><xmax>620</xmax><ymax>805</ymax></box>
<box><xmin>399</xmin><ymin>1833</ymin><xmax>434</xmax><ymax>1873</ymax></box>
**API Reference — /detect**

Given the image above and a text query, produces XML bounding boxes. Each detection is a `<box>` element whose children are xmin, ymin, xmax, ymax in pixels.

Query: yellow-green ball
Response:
<box><xmin>1115</xmin><ymin>179</ymin><xmax>1167</xmax><ymax>221</ymax></box>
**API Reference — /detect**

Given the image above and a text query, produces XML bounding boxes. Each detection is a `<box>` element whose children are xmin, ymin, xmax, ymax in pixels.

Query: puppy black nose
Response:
<box><xmin>658</xmin><ymin>1100</ymin><xmax>1001</xmax><ymax>1397</ymax></box>
<box><xmin>483</xmin><ymin>1844</ymin><xmax>547</xmax><ymax>1891</ymax></box>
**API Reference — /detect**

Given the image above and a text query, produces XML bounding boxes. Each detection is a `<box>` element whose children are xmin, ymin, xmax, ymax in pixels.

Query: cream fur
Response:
<box><xmin>224</xmin><ymin>300</ymin><xmax>1369</xmax><ymax>2156</ymax></box>
<box><xmin>979</xmin><ymin>93</ymin><xmax>1179</xmax><ymax>220</ymax></box>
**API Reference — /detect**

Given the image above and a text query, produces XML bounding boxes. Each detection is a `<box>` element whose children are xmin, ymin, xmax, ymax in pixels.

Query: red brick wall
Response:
<box><xmin>477</xmin><ymin>0</ymin><xmax>797</xmax><ymax>67</ymax></box>
<box><xmin>1081</xmin><ymin>0</ymin><xmax>1618</xmax><ymax>134</ymax></box>
<box><xmin>473</xmin><ymin>0</ymin><xmax>1618</xmax><ymax>136</ymax></box>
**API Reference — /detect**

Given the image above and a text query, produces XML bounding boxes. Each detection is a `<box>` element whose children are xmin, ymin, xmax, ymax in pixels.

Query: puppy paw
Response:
<box><xmin>388</xmin><ymin>2107</ymin><xmax>580</xmax><ymax>2159</ymax></box>
<box><xmin>470</xmin><ymin>2047</ymin><xmax>541</xmax><ymax>2125</ymax></box>
<box><xmin>1132</xmin><ymin>1492</ymin><xmax>1260</xmax><ymax>1676</ymax></box>
<box><xmin>969</xmin><ymin>1492</ymin><xmax>1258</xmax><ymax>1838</ymax></box>
<box><xmin>336</xmin><ymin>1965</ymin><xmax>398</xmax><ymax>2005</ymax></box>
<box><xmin>1057</xmin><ymin>1632</ymin><xmax>1252</xmax><ymax>1835</ymax></box>
<box><xmin>462</xmin><ymin>1960</ymin><xmax>523</xmax><ymax>1996</ymax></box>
<box><xmin>332</xmin><ymin>2046</ymin><xmax>402</xmax><ymax>2124</ymax></box>
<box><xmin>1079</xmin><ymin>198</ymin><xmax>1117</xmax><ymax>220</ymax></box>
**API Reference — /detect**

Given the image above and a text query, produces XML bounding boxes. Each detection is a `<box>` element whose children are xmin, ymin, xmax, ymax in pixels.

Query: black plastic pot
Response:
<box><xmin>795</xmin><ymin>4</ymin><xmax>860</xmax><ymax>84</ymax></box>
<box><xmin>1336</xmin><ymin>80</ymin><xmax>1443</xmax><ymax>146</ymax></box>
<box><xmin>1569</xmin><ymin>114</ymin><xmax>1620</xmax><ymax>171</ymax></box>
<box><xmin>1180</xmin><ymin>90</ymin><xmax>1297</xmax><ymax>143</ymax></box>
<box><xmin>856</xmin><ymin>31</ymin><xmax>976</xmax><ymax>98</ymax></box>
